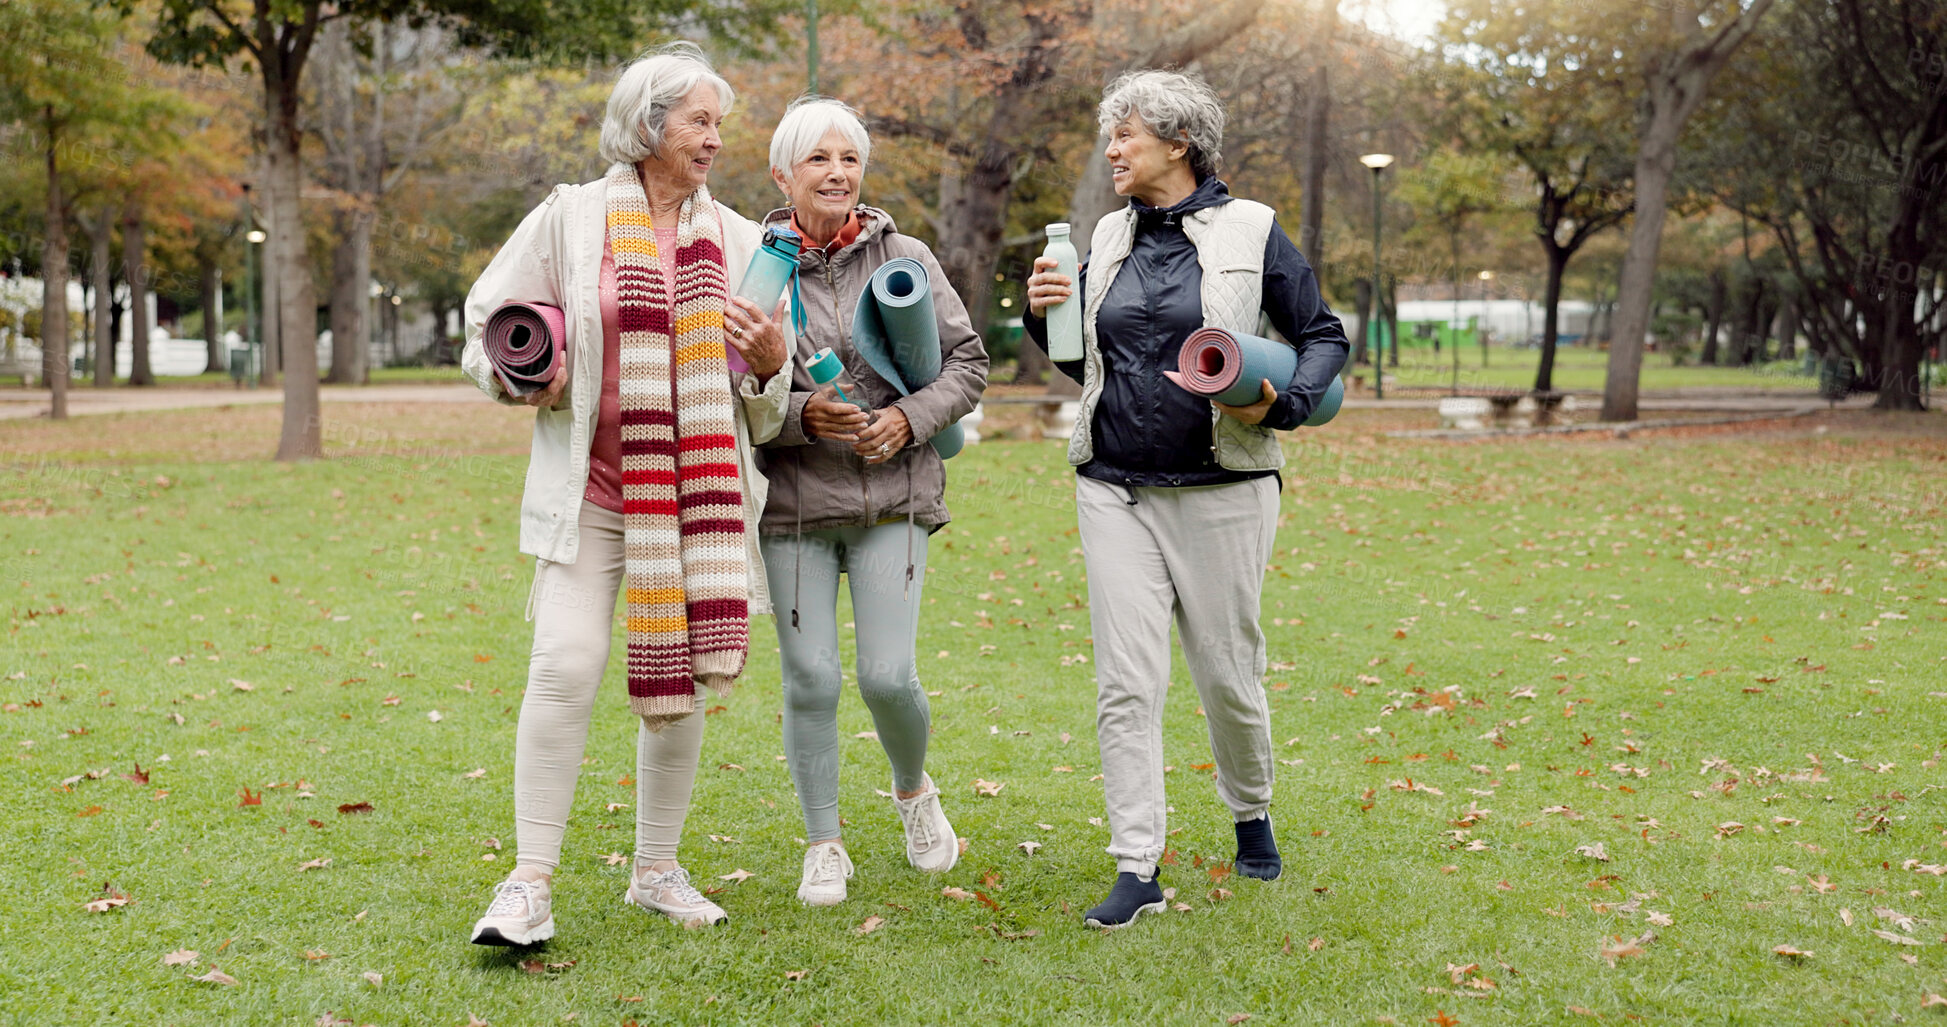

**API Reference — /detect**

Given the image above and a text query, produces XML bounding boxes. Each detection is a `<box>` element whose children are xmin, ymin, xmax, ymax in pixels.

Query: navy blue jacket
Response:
<box><xmin>1026</xmin><ymin>177</ymin><xmax>1348</xmax><ymax>488</ymax></box>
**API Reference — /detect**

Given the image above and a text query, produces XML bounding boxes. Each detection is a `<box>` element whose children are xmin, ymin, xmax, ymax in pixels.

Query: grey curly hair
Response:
<box><xmin>1097</xmin><ymin>69</ymin><xmax>1226</xmax><ymax>180</ymax></box>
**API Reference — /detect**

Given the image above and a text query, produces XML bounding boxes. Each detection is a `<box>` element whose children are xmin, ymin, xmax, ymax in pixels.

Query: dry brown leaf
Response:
<box><xmin>191</xmin><ymin>968</ymin><xmax>239</xmax><ymax>986</ymax></box>
<box><xmin>784</xmin><ymin>970</ymin><xmax>809</xmax><ymax>982</ymax></box>
<box><xmin>718</xmin><ymin>868</ymin><xmax>755</xmax><ymax>884</ymax></box>
<box><xmin>601</xmin><ymin>853</ymin><xmax>629</xmax><ymax>866</ymax></box>
<box><xmin>941</xmin><ymin>886</ymin><xmax>974</xmax><ymax>901</ymax></box>
<box><xmin>971</xmin><ymin>779</ymin><xmax>1005</xmax><ymax>797</ymax></box>
<box><xmin>1309</xmin><ymin>937</ymin><xmax>1326</xmax><ymax>951</ymax></box>
<box><xmin>1017</xmin><ymin>840</ymin><xmax>1042</xmax><ymax>855</ymax></box>
<box><xmin>1566</xmin><ymin>1006</ymin><xmax>1600</xmax><ymax>1017</ymax></box>
<box><xmin>1772</xmin><ymin>944</ymin><xmax>1813</xmax><ymax>959</ymax></box>
<box><xmin>161</xmin><ymin>949</ymin><xmax>199</xmax><ymax>967</ymax></box>
<box><xmin>1574</xmin><ymin>843</ymin><xmax>1611</xmax><ymax>862</ymax></box>
<box><xmin>1871</xmin><ymin>929</ymin><xmax>1922</xmax><ymax>946</ymax></box>
<box><xmin>1807</xmin><ymin>874</ymin><xmax>1836</xmax><ymax>893</ymax></box>
<box><xmin>1919</xmin><ymin>993</ymin><xmax>1946</xmax><ymax>1009</ymax></box>
<box><xmin>297</xmin><ymin>858</ymin><xmax>331</xmax><ymax>872</ymax></box>
<box><xmin>1872</xmin><ymin>907</ymin><xmax>1917</xmax><ymax>932</ymax></box>
<box><xmin>302</xmin><ymin>949</ymin><xmax>331</xmax><ymax>961</ymax></box>
<box><xmin>855</xmin><ymin>915</ymin><xmax>886</xmax><ymax>936</ymax></box>
<box><xmin>1839</xmin><ymin>907</ymin><xmax>1854</xmax><ymax>927</ymax></box>
<box><xmin>361</xmin><ymin>971</ymin><xmax>383</xmax><ymax>988</ymax></box>
<box><xmin>1226</xmin><ymin>1016</ymin><xmax>1253</xmax><ymax>1025</ymax></box>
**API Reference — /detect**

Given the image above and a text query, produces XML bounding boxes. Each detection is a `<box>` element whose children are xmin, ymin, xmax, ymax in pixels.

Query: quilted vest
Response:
<box><xmin>1069</xmin><ymin>197</ymin><xmax>1284</xmax><ymax>472</ymax></box>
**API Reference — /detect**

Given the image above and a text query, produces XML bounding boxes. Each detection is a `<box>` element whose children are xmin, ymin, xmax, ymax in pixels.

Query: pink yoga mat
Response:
<box><xmin>483</xmin><ymin>301</ymin><xmax>568</xmax><ymax>397</ymax></box>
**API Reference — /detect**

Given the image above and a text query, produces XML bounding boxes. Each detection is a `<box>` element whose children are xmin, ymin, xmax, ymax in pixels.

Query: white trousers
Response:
<box><xmin>1077</xmin><ymin>474</ymin><xmax>1279</xmax><ymax>878</ymax></box>
<box><xmin>514</xmin><ymin>500</ymin><xmax>706</xmax><ymax>871</ymax></box>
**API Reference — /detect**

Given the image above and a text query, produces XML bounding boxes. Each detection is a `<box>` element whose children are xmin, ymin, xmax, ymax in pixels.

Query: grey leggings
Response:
<box><xmin>760</xmin><ymin>522</ymin><xmax>932</xmax><ymax>841</ymax></box>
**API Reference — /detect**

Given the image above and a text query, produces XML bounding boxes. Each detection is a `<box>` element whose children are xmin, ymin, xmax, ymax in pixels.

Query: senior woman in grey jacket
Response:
<box><xmin>755</xmin><ymin>97</ymin><xmax>988</xmax><ymax>908</ymax></box>
<box><xmin>1026</xmin><ymin>70</ymin><xmax>1349</xmax><ymax>929</ymax></box>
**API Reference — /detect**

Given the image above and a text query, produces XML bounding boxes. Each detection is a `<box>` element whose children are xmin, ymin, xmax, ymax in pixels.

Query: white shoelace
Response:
<box><xmin>898</xmin><ymin>792</ymin><xmax>937</xmax><ymax>849</ymax></box>
<box><xmin>809</xmin><ymin>845</ymin><xmax>847</xmax><ymax>884</ymax></box>
<box><xmin>485</xmin><ymin>880</ymin><xmax>534</xmax><ymax>918</ymax></box>
<box><xmin>646</xmin><ymin>868</ymin><xmax>708</xmax><ymax>908</ymax></box>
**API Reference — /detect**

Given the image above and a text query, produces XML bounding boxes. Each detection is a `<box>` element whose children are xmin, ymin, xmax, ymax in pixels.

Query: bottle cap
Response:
<box><xmin>1045</xmin><ymin>222</ymin><xmax>1070</xmax><ymax>236</ymax></box>
<box><xmin>806</xmin><ymin>346</ymin><xmax>843</xmax><ymax>386</ymax></box>
<box><xmin>763</xmin><ymin>225</ymin><xmax>803</xmax><ymax>257</ymax></box>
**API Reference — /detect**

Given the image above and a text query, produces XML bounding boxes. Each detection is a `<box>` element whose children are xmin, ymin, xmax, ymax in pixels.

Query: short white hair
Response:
<box><xmin>768</xmin><ymin>96</ymin><xmax>872</xmax><ymax>177</ymax></box>
<box><xmin>598</xmin><ymin>41</ymin><xmax>735</xmax><ymax>166</ymax></box>
<box><xmin>1097</xmin><ymin>69</ymin><xmax>1226</xmax><ymax>180</ymax></box>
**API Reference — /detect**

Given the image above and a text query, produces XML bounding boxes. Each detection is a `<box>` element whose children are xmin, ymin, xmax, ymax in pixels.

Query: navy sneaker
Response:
<box><xmin>1083</xmin><ymin>872</ymin><xmax>1167</xmax><ymax>930</ymax></box>
<box><xmin>1234</xmin><ymin>815</ymin><xmax>1282</xmax><ymax>881</ymax></box>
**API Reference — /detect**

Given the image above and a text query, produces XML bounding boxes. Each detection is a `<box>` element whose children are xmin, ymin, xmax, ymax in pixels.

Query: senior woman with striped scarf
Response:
<box><xmin>459</xmin><ymin>42</ymin><xmax>793</xmax><ymax>945</ymax></box>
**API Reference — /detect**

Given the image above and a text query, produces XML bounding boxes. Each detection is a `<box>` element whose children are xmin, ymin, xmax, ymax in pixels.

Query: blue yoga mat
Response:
<box><xmin>1166</xmin><ymin>327</ymin><xmax>1343</xmax><ymax>427</ymax></box>
<box><xmin>850</xmin><ymin>257</ymin><xmax>965</xmax><ymax>459</ymax></box>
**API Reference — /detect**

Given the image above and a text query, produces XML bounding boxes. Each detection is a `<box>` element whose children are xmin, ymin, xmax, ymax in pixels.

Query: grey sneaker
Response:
<box><xmin>470</xmin><ymin>877</ymin><xmax>554</xmax><ymax>946</ymax></box>
<box><xmin>892</xmin><ymin>774</ymin><xmax>959</xmax><ymax>873</ymax></box>
<box><xmin>796</xmin><ymin>841</ymin><xmax>854</xmax><ymax>906</ymax></box>
<box><xmin>623</xmin><ymin>865</ymin><xmax>728</xmax><ymax>927</ymax></box>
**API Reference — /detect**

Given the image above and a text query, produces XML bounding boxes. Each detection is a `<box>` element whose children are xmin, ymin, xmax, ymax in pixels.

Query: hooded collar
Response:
<box><xmin>763</xmin><ymin>205</ymin><xmax>895</xmax><ymax>269</ymax></box>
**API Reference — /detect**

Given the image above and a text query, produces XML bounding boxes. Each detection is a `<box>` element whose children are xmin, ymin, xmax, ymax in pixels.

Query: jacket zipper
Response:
<box><xmin>823</xmin><ymin>259</ymin><xmax>873</xmax><ymax>526</ymax></box>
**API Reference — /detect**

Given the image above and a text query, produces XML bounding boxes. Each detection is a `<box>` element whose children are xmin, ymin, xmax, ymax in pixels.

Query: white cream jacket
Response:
<box><xmin>461</xmin><ymin>175</ymin><xmax>792</xmax><ymax>614</ymax></box>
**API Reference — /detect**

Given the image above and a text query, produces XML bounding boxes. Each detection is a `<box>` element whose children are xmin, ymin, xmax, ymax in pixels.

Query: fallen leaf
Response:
<box><xmin>1428</xmin><ymin>1011</ymin><xmax>1460</xmax><ymax>1027</ymax></box>
<box><xmin>161</xmin><ymin>949</ymin><xmax>199</xmax><ymax>966</ymax></box>
<box><xmin>229</xmin><ymin>679</ymin><xmax>254</xmax><ymax>692</ymax></box>
<box><xmin>1807</xmin><ymin>874</ymin><xmax>1836</xmax><ymax>893</ymax></box>
<box><xmin>302</xmin><ymin>949</ymin><xmax>331</xmax><ymax>961</ymax></box>
<box><xmin>718</xmin><ymin>868</ymin><xmax>755</xmax><ymax>884</ymax></box>
<box><xmin>337</xmin><ymin>801</ymin><xmax>374</xmax><ymax>816</ymax></box>
<box><xmin>602</xmin><ymin>852</ymin><xmax>628</xmax><ymax>866</ymax></box>
<box><xmin>1921</xmin><ymin>993</ymin><xmax>1947</xmax><ymax>1009</ymax></box>
<box><xmin>1208</xmin><ymin>887</ymin><xmax>1233</xmax><ymax>902</ymax></box>
<box><xmin>1566</xmin><ymin>1006</ymin><xmax>1600</xmax><ymax>1017</ymax></box>
<box><xmin>190</xmin><ymin>968</ymin><xmax>239</xmax><ymax>986</ymax></box>
<box><xmin>463</xmin><ymin>768</ymin><xmax>487</xmax><ymax>779</ymax></box>
<box><xmin>784</xmin><ymin>970</ymin><xmax>809</xmax><ymax>982</ymax></box>
<box><xmin>1574</xmin><ymin>842</ymin><xmax>1611</xmax><ymax>862</ymax></box>
<box><xmin>855</xmin><ymin>915</ymin><xmax>885</xmax><ymax>936</ymax></box>
<box><xmin>296</xmin><ymin>858</ymin><xmax>331</xmax><ymax>872</ymax></box>
<box><xmin>1839</xmin><ymin>908</ymin><xmax>1854</xmax><ymax>926</ymax></box>
<box><xmin>1772</xmin><ymin>944</ymin><xmax>1813</xmax><ymax>959</ymax></box>
<box><xmin>238</xmin><ymin>789</ymin><xmax>263</xmax><ymax>807</ymax></box>
<box><xmin>1017</xmin><ymin>840</ymin><xmax>1042</xmax><ymax>856</ymax></box>
<box><xmin>360</xmin><ymin>971</ymin><xmax>382</xmax><ymax>988</ymax></box>
<box><xmin>1872</xmin><ymin>906</ymin><xmax>1917</xmax><ymax>932</ymax></box>
<box><xmin>971</xmin><ymin>779</ymin><xmax>1005</xmax><ymax>797</ymax></box>
<box><xmin>1227</xmin><ymin>1016</ymin><xmax>1253</xmax><ymax>1025</ymax></box>
<box><xmin>1872</xmin><ymin>929</ymin><xmax>1922</xmax><ymax>946</ymax></box>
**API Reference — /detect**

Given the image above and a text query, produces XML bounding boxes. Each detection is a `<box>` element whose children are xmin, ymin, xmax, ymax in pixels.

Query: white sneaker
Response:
<box><xmin>470</xmin><ymin>877</ymin><xmax>554</xmax><ymax>946</ymax></box>
<box><xmin>892</xmin><ymin>774</ymin><xmax>958</xmax><ymax>873</ymax></box>
<box><xmin>797</xmin><ymin>841</ymin><xmax>854</xmax><ymax>906</ymax></box>
<box><xmin>623</xmin><ymin>865</ymin><xmax>728</xmax><ymax>927</ymax></box>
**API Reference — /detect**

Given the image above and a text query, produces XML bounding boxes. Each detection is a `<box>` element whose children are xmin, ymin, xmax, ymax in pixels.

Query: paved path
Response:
<box><xmin>0</xmin><ymin>382</ymin><xmax>1870</xmax><ymax>422</ymax></box>
<box><xmin>0</xmin><ymin>384</ymin><xmax>483</xmax><ymax>421</ymax></box>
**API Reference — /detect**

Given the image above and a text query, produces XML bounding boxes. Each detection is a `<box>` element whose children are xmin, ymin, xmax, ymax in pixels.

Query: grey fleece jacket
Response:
<box><xmin>755</xmin><ymin>206</ymin><xmax>989</xmax><ymax>535</ymax></box>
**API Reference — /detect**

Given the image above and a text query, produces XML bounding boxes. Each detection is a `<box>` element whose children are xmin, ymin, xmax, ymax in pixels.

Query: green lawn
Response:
<box><xmin>4</xmin><ymin>405</ymin><xmax>1943</xmax><ymax>1026</ymax></box>
<box><xmin>1375</xmin><ymin>343</ymin><xmax>1819</xmax><ymax>393</ymax></box>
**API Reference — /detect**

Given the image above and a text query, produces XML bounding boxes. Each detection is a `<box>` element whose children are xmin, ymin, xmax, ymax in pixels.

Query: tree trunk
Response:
<box><xmin>326</xmin><ymin>205</ymin><xmax>373</xmax><ymax>384</ymax></box>
<box><xmin>201</xmin><ymin>258</ymin><xmax>224</xmax><ymax>374</ymax></box>
<box><xmin>1733</xmin><ymin>276</ymin><xmax>1766</xmax><ymax>365</ymax></box>
<box><xmin>1298</xmin><ymin>0</ymin><xmax>1337</xmax><ymax>263</ymax></box>
<box><xmin>1536</xmin><ymin>245</ymin><xmax>1569</xmax><ymax>394</ymax></box>
<box><xmin>123</xmin><ymin>199</ymin><xmax>153</xmax><ymax>386</ymax></box>
<box><xmin>260</xmin><ymin>217</ymin><xmax>281</xmax><ymax>385</ymax></box>
<box><xmin>40</xmin><ymin>108</ymin><xmax>69</xmax><ymax>420</ymax></box>
<box><xmin>87</xmin><ymin>212</ymin><xmax>113</xmax><ymax>386</ymax></box>
<box><xmin>1700</xmin><ymin>270</ymin><xmax>1725</xmax><ymax>365</ymax></box>
<box><xmin>1772</xmin><ymin>294</ymin><xmax>1796</xmax><ymax>362</ymax></box>
<box><xmin>269</xmin><ymin>94</ymin><xmax>321</xmax><ymax>458</ymax></box>
<box><xmin>1599</xmin><ymin>0</ymin><xmax>1775</xmax><ymax>421</ymax></box>
<box><xmin>1350</xmin><ymin>277</ymin><xmax>1371</xmax><ymax>366</ymax></box>
<box><xmin>1872</xmin><ymin>243</ymin><xmax>1928</xmax><ymax>410</ymax></box>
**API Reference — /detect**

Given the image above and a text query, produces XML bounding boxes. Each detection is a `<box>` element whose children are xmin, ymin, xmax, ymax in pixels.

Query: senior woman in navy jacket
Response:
<box><xmin>1026</xmin><ymin>68</ymin><xmax>1348</xmax><ymax>930</ymax></box>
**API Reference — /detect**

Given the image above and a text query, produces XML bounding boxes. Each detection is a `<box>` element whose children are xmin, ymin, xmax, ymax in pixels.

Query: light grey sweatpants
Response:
<box><xmin>515</xmin><ymin>499</ymin><xmax>706</xmax><ymax>871</ymax></box>
<box><xmin>760</xmin><ymin>521</ymin><xmax>932</xmax><ymax>842</ymax></box>
<box><xmin>1077</xmin><ymin>474</ymin><xmax>1279</xmax><ymax>878</ymax></box>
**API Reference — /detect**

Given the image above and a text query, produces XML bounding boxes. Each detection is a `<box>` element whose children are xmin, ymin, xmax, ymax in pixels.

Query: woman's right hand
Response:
<box><xmin>519</xmin><ymin>365</ymin><xmax>567</xmax><ymax>409</ymax></box>
<box><xmin>1026</xmin><ymin>256</ymin><xmax>1072</xmax><ymax>317</ymax></box>
<box><xmin>803</xmin><ymin>388</ymin><xmax>870</xmax><ymax>442</ymax></box>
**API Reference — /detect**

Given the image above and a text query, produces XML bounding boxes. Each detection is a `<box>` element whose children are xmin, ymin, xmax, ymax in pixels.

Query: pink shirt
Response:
<box><xmin>585</xmin><ymin>225</ymin><xmax>680</xmax><ymax>514</ymax></box>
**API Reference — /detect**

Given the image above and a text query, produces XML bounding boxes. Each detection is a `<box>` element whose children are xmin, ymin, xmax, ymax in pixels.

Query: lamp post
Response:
<box><xmin>1477</xmin><ymin>270</ymin><xmax>1494</xmax><ymax>368</ymax></box>
<box><xmin>245</xmin><ymin>227</ymin><xmax>266</xmax><ymax>388</ymax></box>
<box><xmin>1360</xmin><ymin>153</ymin><xmax>1394</xmax><ymax>398</ymax></box>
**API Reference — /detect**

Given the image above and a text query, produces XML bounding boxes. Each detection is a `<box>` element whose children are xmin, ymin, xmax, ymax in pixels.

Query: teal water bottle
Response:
<box><xmin>736</xmin><ymin>226</ymin><xmax>802</xmax><ymax>311</ymax></box>
<box><xmin>1041</xmin><ymin>222</ymin><xmax>1083</xmax><ymax>362</ymax></box>
<box><xmin>806</xmin><ymin>347</ymin><xmax>878</xmax><ymax>425</ymax></box>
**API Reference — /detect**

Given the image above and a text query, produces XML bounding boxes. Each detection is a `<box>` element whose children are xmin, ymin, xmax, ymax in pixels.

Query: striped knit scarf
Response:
<box><xmin>606</xmin><ymin>163</ymin><xmax>748</xmax><ymax>728</ymax></box>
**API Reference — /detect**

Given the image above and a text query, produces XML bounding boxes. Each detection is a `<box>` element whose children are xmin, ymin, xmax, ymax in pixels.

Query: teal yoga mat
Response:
<box><xmin>851</xmin><ymin>257</ymin><xmax>965</xmax><ymax>459</ymax></box>
<box><xmin>1166</xmin><ymin>327</ymin><xmax>1343</xmax><ymax>427</ymax></box>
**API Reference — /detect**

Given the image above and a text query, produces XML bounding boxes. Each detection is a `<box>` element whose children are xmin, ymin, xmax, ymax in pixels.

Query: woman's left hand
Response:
<box><xmin>1213</xmin><ymin>379</ymin><xmax>1278</xmax><ymax>425</ymax></box>
<box><xmin>726</xmin><ymin>296</ymin><xmax>790</xmax><ymax>383</ymax></box>
<box><xmin>852</xmin><ymin>405</ymin><xmax>913</xmax><ymax>463</ymax></box>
